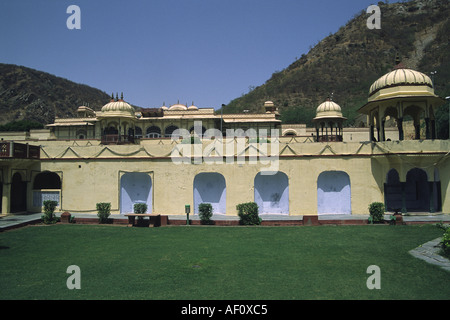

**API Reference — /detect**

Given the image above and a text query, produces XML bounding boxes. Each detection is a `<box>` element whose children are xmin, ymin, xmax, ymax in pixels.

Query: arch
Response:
<box><xmin>104</xmin><ymin>126</ymin><xmax>118</xmax><ymax>135</ymax></box>
<box><xmin>11</xmin><ymin>172</ymin><xmax>27</xmax><ymax>213</ymax></box>
<box><xmin>317</xmin><ymin>171</ymin><xmax>351</xmax><ymax>215</ymax></box>
<box><xmin>146</xmin><ymin>126</ymin><xmax>161</xmax><ymax>138</ymax></box>
<box><xmin>33</xmin><ymin>171</ymin><xmax>61</xmax><ymax>189</ymax></box>
<box><xmin>193</xmin><ymin>173</ymin><xmax>226</xmax><ymax>214</ymax></box>
<box><xmin>282</xmin><ymin>130</ymin><xmax>297</xmax><ymax>137</ymax></box>
<box><xmin>76</xmin><ymin>129</ymin><xmax>87</xmax><ymax>140</ymax></box>
<box><xmin>32</xmin><ymin>171</ymin><xmax>61</xmax><ymax>208</ymax></box>
<box><xmin>405</xmin><ymin>168</ymin><xmax>429</xmax><ymax>212</ymax></box>
<box><xmin>189</xmin><ymin>125</ymin><xmax>206</xmax><ymax>137</ymax></box>
<box><xmin>134</xmin><ymin>127</ymin><xmax>143</xmax><ymax>138</ymax></box>
<box><xmin>254</xmin><ymin>171</ymin><xmax>289</xmax><ymax>214</ymax></box>
<box><xmin>384</xmin><ymin>169</ymin><xmax>402</xmax><ymax>211</ymax></box>
<box><xmin>120</xmin><ymin>172</ymin><xmax>152</xmax><ymax>214</ymax></box>
<box><xmin>164</xmin><ymin>125</ymin><xmax>179</xmax><ymax>138</ymax></box>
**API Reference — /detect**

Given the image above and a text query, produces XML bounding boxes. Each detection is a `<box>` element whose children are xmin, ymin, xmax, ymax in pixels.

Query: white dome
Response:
<box><xmin>369</xmin><ymin>68</ymin><xmax>434</xmax><ymax>98</ymax></box>
<box><xmin>314</xmin><ymin>99</ymin><xmax>344</xmax><ymax>119</ymax></box>
<box><xmin>169</xmin><ymin>103</ymin><xmax>187</xmax><ymax>111</ymax></box>
<box><xmin>100</xmin><ymin>99</ymin><xmax>135</xmax><ymax>118</ymax></box>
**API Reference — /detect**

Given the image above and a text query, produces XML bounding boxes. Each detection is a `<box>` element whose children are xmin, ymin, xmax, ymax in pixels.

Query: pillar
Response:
<box><xmin>397</xmin><ymin>117</ymin><xmax>404</xmax><ymax>141</ymax></box>
<box><xmin>425</xmin><ymin>118</ymin><xmax>430</xmax><ymax>139</ymax></box>
<box><xmin>1</xmin><ymin>182</ymin><xmax>11</xmax><ymax>215</ymax></box>
<box><xmin>401</xmin><ymin>182</ymin><xmax>407</xmax><ymax>214</ymax></box>
<box><xmin>429</xmin><ymin>182</ymin><xmax>435</xmax><ymax>213</ymax></box>
<box><xmin>431</xmin><ymin>120</ymin><xmax>436</xmax><ymax>139</ymax></box>
<box><xmin>414</xmin><ymin>123</ymin><xmax>420</xmax><ymax>140</ymax></box>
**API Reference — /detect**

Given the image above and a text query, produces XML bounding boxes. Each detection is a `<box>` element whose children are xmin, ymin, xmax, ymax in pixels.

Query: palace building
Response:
<box><xmin>0</xmin><ymin>65</ymin><xmax>448</xmax><ymax>217</ymax></box>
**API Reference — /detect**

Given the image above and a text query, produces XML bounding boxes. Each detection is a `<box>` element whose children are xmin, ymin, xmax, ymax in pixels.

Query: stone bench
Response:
<box><xmin>124</xmin><ymin>214</ymin><xmax>162</xmax><ymax>227</ymax></box>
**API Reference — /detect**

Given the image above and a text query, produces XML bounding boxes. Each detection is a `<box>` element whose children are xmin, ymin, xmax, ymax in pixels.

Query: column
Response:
<box><xmin>401</xmin><ymin>182</ymin><xmax>407</xmax><ymax>214</ymax></box>
<box><xmin>429</xmin><ymin>182</ymin><xmax>435</xmax><ymax>213</ymax></box>
<box><xmin>425</xmin><ymin>118</ymin><xmax>430</xmax><ymax>139</ymax></box>
<box><xmin>397</xmin><ymin>117</ymin><xmax>404</xmax><ymax>141</ymax></box>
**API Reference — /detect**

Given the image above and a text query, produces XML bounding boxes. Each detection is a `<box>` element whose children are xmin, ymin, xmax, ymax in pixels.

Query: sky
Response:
<box><xmin>0</xmin><ymin>0</ymin><xmax>401</xmax><ymax>110</ymax></box>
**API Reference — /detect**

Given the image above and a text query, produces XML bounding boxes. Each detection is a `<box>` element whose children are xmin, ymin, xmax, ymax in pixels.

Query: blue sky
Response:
<box><xmin>0</xmin><ymin>0</ymin><xmax>399</xmax><ymax>109</ymax></box>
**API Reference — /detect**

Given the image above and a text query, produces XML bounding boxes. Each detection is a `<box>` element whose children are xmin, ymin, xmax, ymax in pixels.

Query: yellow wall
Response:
<box><xmin>31</xmin><ymin>138</ymin><xmax>449</xmax><ymax>216</ymax></box>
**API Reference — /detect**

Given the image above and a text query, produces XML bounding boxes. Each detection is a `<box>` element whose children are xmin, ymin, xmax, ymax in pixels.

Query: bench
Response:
<box><xmin>124</xmin><ymin>214</ymin><xmax>161</xmax><ymax>227</ymax></box>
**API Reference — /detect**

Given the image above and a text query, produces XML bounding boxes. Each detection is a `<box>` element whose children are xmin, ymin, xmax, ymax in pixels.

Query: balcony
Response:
<box><xmin>101</xmin><ymin>134</ymin><xmax>135</xmax><ymax>145</ymax></box>
<box><xmin>0</xmin><ymin>142</ymin><xmax>40</xmax><ymax>159</ymax></box>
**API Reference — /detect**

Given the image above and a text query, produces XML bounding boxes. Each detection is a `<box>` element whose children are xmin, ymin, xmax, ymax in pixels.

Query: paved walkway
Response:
<box><xmin>409</xmin><ymin>238</ymin><xmax>450</xmax><ymax>272</ymax></box>
<box><xmin>1</xmin><ymin>212</ymin><xmax>450</xmax><ymax>230</ymax></box>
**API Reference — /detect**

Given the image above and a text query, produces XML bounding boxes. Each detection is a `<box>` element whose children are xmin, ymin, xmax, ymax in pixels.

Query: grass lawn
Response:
<box><xmin>0</xmin><ymin>224</ymin><xmax>449</xmax><ymax>300</ymax></box>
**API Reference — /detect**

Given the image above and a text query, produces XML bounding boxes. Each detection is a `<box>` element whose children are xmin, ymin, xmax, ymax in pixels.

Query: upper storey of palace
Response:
<box><xmin>0</xmin><ymin>63</ymin><xmax>447</xmax><ymax>150</ymax></box>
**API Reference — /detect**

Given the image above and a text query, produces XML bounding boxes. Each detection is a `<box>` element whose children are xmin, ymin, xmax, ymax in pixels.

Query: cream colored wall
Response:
<box><xmin>36</xmin><ymin>139</ymin><xmax>449</xmax><ymax>216</ymax></box>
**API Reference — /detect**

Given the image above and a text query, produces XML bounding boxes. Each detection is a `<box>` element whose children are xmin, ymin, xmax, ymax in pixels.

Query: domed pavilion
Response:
<box><xmin>358</xmin><ymin>63</ymin><xmax>445</xmax><ymax>141</ymax></box>
<box><xmin>97</xmin><ymin>93</ymin><xmax>137</xmax><ymax>144</ymax></box>
<box><xmin>313</xmin><ymin>98</ymin><xmax>347</xmax><ymax>142</ymax></box>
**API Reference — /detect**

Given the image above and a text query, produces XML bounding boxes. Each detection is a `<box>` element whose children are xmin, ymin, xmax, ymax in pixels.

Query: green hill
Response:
<box><xmin>221</xmin><ymin>0</ymin><xmax>450</xmax><ymax>127</ymax></box>
<box><xmin>0</xmin><ymin>63</ymin><xmax>112</xmax><ymax>125</ymax></box>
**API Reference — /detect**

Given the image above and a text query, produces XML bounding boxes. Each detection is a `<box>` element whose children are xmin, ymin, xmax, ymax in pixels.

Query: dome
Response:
<box><xmin>314</xmin><ymin>99</ymin><xmax>344</xmax><ymax>120</ymax></box>
<box><xmin>100</xmin><ymin>98</ymin><xmax>135</xmax><ymax>118</ymax></box>
<box><xmin>188</xmin><ymin>105</ymin><xmax>198</xmax><ymax>110</ymax></box>
<box><xmin>369</xmin><ymin>68</ymin><xmax>434</xmax><ymax>101</ymax></box>
<box><xmin>169</xmin><ymin>103</ymin><xmax>187</xmax><ymax>111</ymax></box>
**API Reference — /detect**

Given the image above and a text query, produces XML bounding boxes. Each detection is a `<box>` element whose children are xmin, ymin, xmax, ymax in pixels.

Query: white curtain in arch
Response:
<box><xmin>120</xmin><ymin>172</ymin><xmax>152</xmax><ymax>214</ymax></box>
<box><xmin>317</xmin><ymin>171</ymin><xmax>351</xmax><ymax>215</ymax></box>
<box><xmin>193</xmin><ymin>173</ymin><xmax>226</xmax><ymax>214</ymax></box>
<box><xmin>254</xmin><ymin>171</ymin><xmax>289</xmax><ymax>214</ymax></box>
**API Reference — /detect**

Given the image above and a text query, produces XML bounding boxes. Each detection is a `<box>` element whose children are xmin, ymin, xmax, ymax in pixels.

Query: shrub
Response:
<box><xmin>41</xmin><ymin>200</ymin><xmax>58</xmax><ymax>224</ymax></box>
<box><xmin>134</xmin><ymin>203</ymin><xmax>148</xmax><ymax>214</ymax></box>
<box><xmin>96</xmin><ymin>202</ymin><xmax>111</xmax><ymax>224</ymax></box>
<box><xmin>237</xmin><ymin>202</ymin><xmax>261</xmax><ymax>225</ymax></box>
<box><xmin>368</xmin><ymin>202</ymin><xmax>384</xmax><ymax>223</ymax></box>
<box><xmin>198</xmin><ymin>203</ymin><xmax>213</xmax><ymax>225</ymax></box>
<box><xmin>441</xmin><ymin>227</ymin><xmax>450</xmax><ymax>258</ymax></box>
<box><xmin>134</xmin><ymin>203</ymin><xmax>148</xmax><ymax>224</ymax></box>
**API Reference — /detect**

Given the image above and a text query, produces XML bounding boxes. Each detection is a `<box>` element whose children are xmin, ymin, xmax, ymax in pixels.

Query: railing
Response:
<box><xmin>0</xmin><ymin>142</ymin><xmax>40</xmax><ymax>159</ymax></box>
<box><xmin>101</xmin><ymin>134</ymin><xmax>135</xmax><ymax>145</ymax></box>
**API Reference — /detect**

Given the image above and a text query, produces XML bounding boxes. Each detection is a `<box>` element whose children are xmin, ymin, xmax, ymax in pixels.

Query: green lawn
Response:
<box><xmin>0</xmin><ymin>224</ymin><xmax>449</xmax><ymax>300</ymax></box>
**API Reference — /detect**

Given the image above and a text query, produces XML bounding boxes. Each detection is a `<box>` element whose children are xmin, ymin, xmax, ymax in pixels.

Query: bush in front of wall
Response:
<box><xmin>198</xmin><ymin>203</ymin><xmax>213</xmax><ymax>225</ymax></box>
<box><xmin>134</xmin><ymin>203</ymin><xmax>148</xmax><ymax>214</ymax></box>
<box><xmin>237</xmin><ymin>202</ymin><xmax>261</xmax><ymax>225</ymax></box>
<box><xmin>41</xmin><ymin>200</ymin><xmax>58</xmax><ymax>224</ymax></box>
<box><xmin>96</xmin><ymin>202</ymin><xmax>111</xmax><ymax>224</ymax></box>
<box><xmin>368</xmin><ymin>202</ymin><xmax>385</xmax><ymax>224</ymax></box>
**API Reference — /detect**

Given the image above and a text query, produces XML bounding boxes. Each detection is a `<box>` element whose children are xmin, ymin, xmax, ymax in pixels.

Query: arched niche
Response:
<box><xmin>193</xmin><ymin>172</ymin><xmax>226</xmax><ymax>215</ymax></box>
<box><xmin>120</xmin><ymin>172</ymin><xmax>152</xmax><ymax>214</ymax></box>
<box><xmin>254</xmin><ymin>171</ymin><xmax>289</xmax><ymax>214</ymax></box>
<box><xmin>317</xmin><ymin>171</ymin><xmax>351</xmax><ymax>215</ymax></box>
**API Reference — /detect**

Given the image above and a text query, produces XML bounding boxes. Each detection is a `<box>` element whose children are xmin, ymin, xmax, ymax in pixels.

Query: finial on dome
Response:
<box><xmin>120</xmin><ymin>92</ymin><xmax>124</xmax><ymax>101</ymax></box>
<box><xmin>394</xmin><ymin>53</ymin><xmax>405</xmax><ymax>69</ymax></box>
<box><xmin>116</xmin><ymin>93</ymin><xmax>119</xmax><ymax>101</ymax></box>
<box><xmin>111</xmin><ymin>93</ymin><xmax>114</xmax><ymax>101</ymax></box>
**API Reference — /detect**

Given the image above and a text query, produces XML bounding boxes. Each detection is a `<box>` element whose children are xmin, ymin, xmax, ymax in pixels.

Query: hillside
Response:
<box><xmin>222</xmin><ymin>0</ymin><xmax>450</xmax><ymax>127</ymax></box>
<box><xmin>0</xmin><ymin>63</ymin><xmax>113</xmax><ymax>125</ymax></box>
